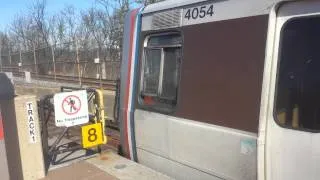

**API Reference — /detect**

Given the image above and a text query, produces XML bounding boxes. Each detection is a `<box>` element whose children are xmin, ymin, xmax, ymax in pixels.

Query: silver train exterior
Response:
<box><xmin>118</xmin><ymin>0</ymin><xmax>320</xmax><ymax>180</ymax></box>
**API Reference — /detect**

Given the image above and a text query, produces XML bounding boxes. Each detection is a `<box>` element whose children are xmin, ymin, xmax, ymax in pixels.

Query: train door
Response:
<box><xmin>264</xmin><ymin>1</ymin><xmax>320</xmax><ymax>180</ymax></box>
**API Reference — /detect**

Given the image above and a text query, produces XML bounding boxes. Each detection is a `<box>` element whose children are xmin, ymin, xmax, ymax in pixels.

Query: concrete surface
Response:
<box><xmin>0</xmin><ymin>98</ymin><xmax>24</xmax><ymax>180</ymax></box>
<box><xmin>14</xmin><ymin>96</ymin><xmax>46</xmax><ymax>180</ymax></box>
<box><xmin>0</xmin><ymin>108</ymin><xmax>9</xmax><ymax>180</ymax></box>
<box><xmin>41</xmin><ymin>150</ymin><xmax>173</xmax><ymax>180</ymax></box>
<box><xmin>86</xmin><ymin>151</ymin><xmax>173</xmax><ymax>180</ymax></box>
<box><xmin>0</xmin><ymin>141</ymin><xmax>9</xmax><ymax>180</ymax></box>
<box><xmin>40</xmin><ymin>161</ymin><xmax>118</xmax><ymax>180</ymax></box>
<box><xmin>10</xmin><ymin>77</ymin><xmax>128</xmax><ymax>179</ymax></box>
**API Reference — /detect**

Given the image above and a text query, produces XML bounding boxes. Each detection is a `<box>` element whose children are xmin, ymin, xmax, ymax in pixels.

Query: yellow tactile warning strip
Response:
<box><xmin>39</xmin><ymin>161</ymin><xmax>118</xmax><ymax>180</ymax></box>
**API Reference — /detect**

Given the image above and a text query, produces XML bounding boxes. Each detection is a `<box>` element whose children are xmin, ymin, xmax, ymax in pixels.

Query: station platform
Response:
<box><xmin>40</xmin><ymin>150</ymin><xmax>172</xmax><ymax>180</ymax></box>
<box><xmin>0</xmin><ymin>74</ymin><xmax>171</xmax><ymax>180</ymax></box>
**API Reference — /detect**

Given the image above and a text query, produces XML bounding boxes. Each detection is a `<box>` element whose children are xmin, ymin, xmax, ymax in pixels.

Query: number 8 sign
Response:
<box><xmin>81</xmin><ymin>123</ymin><xmax>105</xmax><ymax>148</ymax></box>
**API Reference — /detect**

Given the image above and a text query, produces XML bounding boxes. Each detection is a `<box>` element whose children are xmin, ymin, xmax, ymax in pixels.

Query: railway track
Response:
<box><xmin>7</xmin><ymin>70</ymin><xmax>117</xmax><ymax>91</ymax></box>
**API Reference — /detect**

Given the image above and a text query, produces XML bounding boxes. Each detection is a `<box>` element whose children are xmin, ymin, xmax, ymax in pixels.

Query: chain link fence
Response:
<box><xmin>0</xmin><ymin>41</ymin><xmax>121</xmax><ymax>81</ymax></box>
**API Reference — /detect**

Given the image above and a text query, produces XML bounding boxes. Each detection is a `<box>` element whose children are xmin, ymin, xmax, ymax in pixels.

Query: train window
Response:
<box><xmin>140</xmin><ymin>33</ymin><xmax>182</xmax><ymax>111</ymax></box>
<box><xmin>275</xmin><ymin>16</ymin><xmax>320</xmax><ymax>131</ymax></box>
<box><xmin>143</xmin><ymin>48</ymin><xmax>161</xmax><ymax>95</ymax></box>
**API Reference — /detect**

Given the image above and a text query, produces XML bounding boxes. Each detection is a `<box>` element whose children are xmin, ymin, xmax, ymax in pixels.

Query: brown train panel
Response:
<box><xmin>136</xmin><ymin>15</ymin><xmax>269</xmax><ymax>133</ymax></box>
<box><xmin>176</xmin><ymin>15</ymin><xmax>269</xmax><ymax>133</ymax></box>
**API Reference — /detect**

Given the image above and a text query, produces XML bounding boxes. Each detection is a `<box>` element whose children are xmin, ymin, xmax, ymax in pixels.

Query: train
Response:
<box><xmin>118</xmin><ymin>0</ymin><xmax>320</xmax><ymax>180</ymax></box>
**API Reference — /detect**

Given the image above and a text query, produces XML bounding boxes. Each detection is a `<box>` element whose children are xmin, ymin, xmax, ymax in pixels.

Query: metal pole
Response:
<box><xmin>97</xmin><ymin>47</ymin><xmax>99</xmax><ymax>59</ymax></box>
<box><xmin>33</xmin><ymin>43</ymin><xmax>38</xmax><ymax>76</ymax></box>
<box><xmin>100</xmin><ymin>64</ymin><xmax>102</xmax><ymax>89</ymax></box>
<box><xmin>8</xmin><ymin>45</ymin><xmax>11</xmax><ymax>66</ymax></box>
<box><xmin>51</xmin><ymin>45</ymin><xmax>56</xmax><ymax>81</ymax></box>
<box><xmin>97</xmin><ymin>47</ymin><xmax>102</xmax><ymax>89</ymax></box>
<box><xmin>19</xmin><ymin>47</ymin><xmax>22</xmax><ymax>72</ymax></box>
<box><xmin>0</xmin><ymin>41</ymin><xmax>2</xmax><ymax>72</ymax></box>
<box><xmin>96</xmin><ymin>47</ymin><xmax>99</xmax><ymax>79</ymax></box>
<box><xmin>75</xmin><ymin>41</ymin><xmax>81</xmax><ymax>86</ymax></box>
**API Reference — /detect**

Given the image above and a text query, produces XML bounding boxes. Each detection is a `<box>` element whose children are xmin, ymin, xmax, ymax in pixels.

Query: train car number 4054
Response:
<box><xmin>184</xmin><ymin>4</ymin><xmax>214</xmax><ymax>21</ymax></box>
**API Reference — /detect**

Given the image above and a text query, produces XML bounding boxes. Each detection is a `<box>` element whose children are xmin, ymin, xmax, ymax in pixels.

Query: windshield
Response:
<box><xmin>275</xmin><ymin>16</ymin><xmax>320</xmax><ymax>131</ymax></box>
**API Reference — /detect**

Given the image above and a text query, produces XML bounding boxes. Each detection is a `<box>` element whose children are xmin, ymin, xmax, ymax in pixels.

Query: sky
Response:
<box><xmin>0</xmin><ymin>0</ymin><xmax>95</xmax><ymax>30</ymax></box>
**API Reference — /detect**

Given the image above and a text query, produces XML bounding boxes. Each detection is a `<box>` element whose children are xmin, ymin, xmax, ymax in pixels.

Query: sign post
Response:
<box><xmin>54</xmin><ymin>90</ymin><xmax>89</xmax><ymax>127</ymax></box>
<box><xmin>53</xmin><ymin>89</ymin><xmax>106</xmax><ymax>149</ymax></box>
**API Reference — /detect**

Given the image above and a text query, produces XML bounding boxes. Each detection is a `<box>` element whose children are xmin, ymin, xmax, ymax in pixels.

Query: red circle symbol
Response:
<box><xmin>62</xmin><ymin>95</ymin><xmax>82</xmax><ymax>115</ymax></box>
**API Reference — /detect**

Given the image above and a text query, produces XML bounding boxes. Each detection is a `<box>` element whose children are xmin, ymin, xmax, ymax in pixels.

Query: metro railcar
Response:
<box><xmin>118</xmin><ymin>0</ymin><xmax>320</xmax><ymax>179</ymax></box>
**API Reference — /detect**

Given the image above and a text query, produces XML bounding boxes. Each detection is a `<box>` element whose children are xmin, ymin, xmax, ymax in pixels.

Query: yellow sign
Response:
<box><xmin>81</xmin><ymin>122</ymin><xmax>105</xmax><ymax>148</ymax></box>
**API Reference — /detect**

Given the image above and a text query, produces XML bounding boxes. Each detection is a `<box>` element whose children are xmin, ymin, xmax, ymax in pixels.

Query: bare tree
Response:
<box><xmin>29</xmin><ymin>0</ymin><xmax>50</xmax><ymax>47</ymax></box>
<box><xmin>94</xmin><ymin>0</ymin><xmax>131</xmax><ymax>61</ymax></box>
<box><xmin>13</xmin><ymin>16</ymin><xmax>40</xmax><ymax>51</ymax></box>
<box><xmin>0</xmin><ymin>0</ymin><xmax>137</xmax><ymax>78</ymax></box>
<box><xmin>8</xmin><ymin>0</ymin><xmax>50</xmax><ymax>51</ymax></box>
<box><xmin>60</xmin><ymin>5</ymin><xmax>80</xmax><ymax>42</ymax></box>
<box><xmin>0</xmin><ymin>32</ymin><xmax>11</xmax><ymax>66</ymax></box>
<box><xmin>48</xmin><ymin>15</ymin><xmax>59</xmax><ymax>45</ymax></box>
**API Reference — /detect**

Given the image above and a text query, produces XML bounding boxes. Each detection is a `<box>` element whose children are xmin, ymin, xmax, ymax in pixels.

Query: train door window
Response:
<box><xmin>140</xmin><ymin>33</ymin><xmax>182</xmax><ymax>111</ymax></box>
<box><xmin>143</xmin><ymin>48</ymin><xmax>161</xmax><ymax>95</ymax></box>
<box><xmin>275</xmin><ymin>16</ymin><xmax>320</xmax><ymax>131</ymax></box>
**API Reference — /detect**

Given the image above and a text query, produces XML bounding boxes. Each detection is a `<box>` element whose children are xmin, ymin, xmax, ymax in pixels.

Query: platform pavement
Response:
<box><xmin>40</xmin><ymin>150</ymin><xmax>174</xmax><ymax>180</ymax></box>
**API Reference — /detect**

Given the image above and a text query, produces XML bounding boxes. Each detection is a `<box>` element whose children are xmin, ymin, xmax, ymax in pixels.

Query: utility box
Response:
<box><xmin>25</xmin><ymin>71</ymin><xmax>31</xmax><ymax>83</ymax></box>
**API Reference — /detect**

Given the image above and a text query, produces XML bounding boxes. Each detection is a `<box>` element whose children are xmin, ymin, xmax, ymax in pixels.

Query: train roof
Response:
<box><xmin>143</xmin><ymin>0</ymin><xmax>208</xmax><ymax>14</ymax></box>
<box><xmin>142</xmin><ymin>0</ymin><xmax>284</xmax><ymax>15</ymax></box>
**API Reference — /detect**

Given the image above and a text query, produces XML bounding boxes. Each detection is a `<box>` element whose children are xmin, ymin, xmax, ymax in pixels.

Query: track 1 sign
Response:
<box><xmin>54</xmin><ymin>90</ymin><xmax>89</xmax><ymax>127</ymax></box>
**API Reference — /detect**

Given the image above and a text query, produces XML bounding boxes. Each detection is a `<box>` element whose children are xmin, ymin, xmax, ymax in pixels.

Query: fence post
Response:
<box><xmin>0</xmin><ymin>42</ymin><xmax>2</xmax><ymax>72</ymax></box>
<box><xmin>94</xmin><ymin>57</ymin><xmax>102</xmax><ymax>89</ymax></box>
<box><xmin>96</xmin><ymin>47</ymin><xmax>99</xmax><ymax>79</ymax></box>
<box><xmin>97</xmin><ymin>46</ymin><xmax>99</xmax><ymax>60</ymax></box>
<box><xmin>33</xmin><ymin>43</ymin><xmax>38</xmax><ymax>76</ymax></box>
<box><xmin>101</xmin><ymin>61</ymin><xmax>106</xmax><ymax>79</ymax></box>
<box><xmin>19</xmin><ymin>47</ymin><xmax>22</xmax><ymax>72</ymax></box>
<box><xmin>51</xmin><ymin>45</ymin><xmax>56</xmax><ymax>82</ymax></box>
<box><xmin>75</xmin><ymin>41</ymin><xmax>82</xmax><ymax>86</ymax></box>
<box><xmin>111</xmin><ymin>61</ymin><xmax>114</xmax><ymax>80</ymax></box>
<box><xmin>8</xmin><ymin>47</ymin><xmax>11</xmax><ymax>67</ymax></box>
